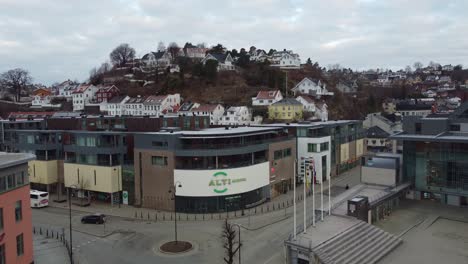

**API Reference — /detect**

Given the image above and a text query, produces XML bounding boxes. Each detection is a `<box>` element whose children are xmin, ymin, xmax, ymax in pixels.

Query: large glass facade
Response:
<box><xmin>404</xmin><ymin>141</ymin><xmax>468</xmax><ymax>196</ymax></box>
<box><xmin>175</xmin><ymin>186</ymin><xmax>267</xmax><ymax>213</ymax></box>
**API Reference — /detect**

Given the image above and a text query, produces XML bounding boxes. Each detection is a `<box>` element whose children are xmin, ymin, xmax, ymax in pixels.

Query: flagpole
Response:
<box><xmin>303</xmin><ymin>163</ymin><xmax>307</xmax><ymax>233</ymax></box>
<box><xmin>321</xmin><ymin>165</ymin><xmax>324</xmax><ymax>221</ymax></box>
<box><xmin>312</xmin><ymin>160</ymin><xmax>315</xmax><ymax>227</ymax></box>
<box><xmin>293</xmin><ymin>159</ymin><xmax>297</xmax><ymax>239</ymax></box>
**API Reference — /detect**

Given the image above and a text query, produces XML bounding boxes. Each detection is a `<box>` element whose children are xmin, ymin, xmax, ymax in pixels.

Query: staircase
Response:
<box><xmin>313</xmin><ymin>221</ymin><xmax>402</xmax><ymax>264</ymax></box>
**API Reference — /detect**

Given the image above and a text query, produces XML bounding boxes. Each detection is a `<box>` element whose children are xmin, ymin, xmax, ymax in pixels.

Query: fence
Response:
<box><xmin>133</xmin><ymin>189</ymin><xmax>317</xmax><ymax>222</ymax></box>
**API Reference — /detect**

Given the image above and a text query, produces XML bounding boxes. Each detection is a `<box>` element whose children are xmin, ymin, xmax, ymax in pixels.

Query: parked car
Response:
<box><xmin>81</xmin><ymin>214</ymin><xmax>106</xmax><ymax>224</ymax></box>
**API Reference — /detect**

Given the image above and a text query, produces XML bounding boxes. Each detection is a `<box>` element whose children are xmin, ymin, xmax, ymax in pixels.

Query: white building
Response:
<box><xmin>184</xmin><ymin>48</ymin><xmax>209</xmax><ymax>60</ymax></box>
<box><xmin>270</xmin><ymin>49</ymin><xmax>301</xmax><ymax>69</ymax></box>
<box><xmin>123</xmin><ymin>96</ymin><xmax>146</xmax><ymax>116</ymax></box>
<box><xmin>72</xmin><ymin>84</ymin><xmax>99</xmax><ymax>111</ymax></box>
<box><xmin>297</xmin><ymin>132</ymin><xmax>331</xmax><ymax>184</ymax></box>
<box><xmin>201</xmin><ymin>53</ymin><xmax>235</xmax><ymax>71</ymax></box>
<box><xmin>251</xmin><ymin>90</ymin><xmax>283</xmax><ymax>106</ymax></box>
<box><xmin>191</xmin><ymin>104</ymin><xmax>225</xmax><ymax>125</ymax></box>
<box><xmin>56</xmin><ymin>80</ymin><xmax>78</xmax><ymax>97</ymax></box>
<box><xmin>295</xmin><ymin>95</ymin><xmax>316</xmax><ymax>112</ymax></box>
<box><xmin>249</xmin><ymin>49</ymin><xmax>268</xmax><ymax>62</ymax></box>
<box><xmin>218</xmin><ymin>106</ymin><xmax>253</xmax><ymax>126</ymax></box>
<box><xmin>291</xmin><ymin>78</ymin><xmax>334</xmax><ymax>98</ymax></box>
<box><xmin>107</xmin><ymin>95</ymin><xmax>130</xmax><ymax>116</ymax></box>
<box><xmin>141</xmin><ymin>51</ymin><xmax>172</xmax><ymax>69</ymax></box>
<box><xmin>143</xmin><ymin>93</ymin><xmax>181</xmax><ymax>116</ymax></box>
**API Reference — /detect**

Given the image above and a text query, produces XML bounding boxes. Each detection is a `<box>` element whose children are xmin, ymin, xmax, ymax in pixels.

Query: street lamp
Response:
<box><xmin>168</xmin><ymin>181</ymin><xmax>182</xmax><ymax>244</ymax></box>
<box><xmin>68</xmin><ymin>184</ymin><xmax>78</xmax><ymax>264</ymax></box>
<box><xmin>231</xmin><ymin>223</ymin><xmax>242</xmax><ymax>264</ymax></box>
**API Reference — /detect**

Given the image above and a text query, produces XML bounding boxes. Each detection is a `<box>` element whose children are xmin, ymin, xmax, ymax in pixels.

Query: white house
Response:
<box><xmin>107</xmin><ymin>95</ymin><xmax>130</xmax><ymax>116</ymax></box>
<box><xmin>184</xmin><ymin>48</ymin><xmax>209</xmax><ymax>60</ymax></box>
<box><xmin>251</xmin><ymin>90</ymin><xmax>283</xmax><ymax>106</ymax></box>
<box><xmin>218</xmin><ymin>106</ymin><xmax>253</xmax><ymax>126</ymax></box>
<box><xmin>201</xmin><ymin>53</ymin><xmax>235</xmax><ymax>71</ymax></box>
<box><xmin>141</xmin><ymin>51</ymin><xmax>172</xmax><ymax>69</ymax></box>
<box><xmin>295</xmin><ymin>95</ymin><xmax>316</xmax><ymax>112</ymax></box>
<box><xmin>143</xmin><ymin>93</ymin><xmax>181</xmax><ymax>116</ymax></box>
<box><xmin>442</xmin><ymin>64</ymin><xmax>454</xmax><ymax>71</ymax></box>
<box><xmin>249</xmin><ymin>49</ymin><xmax>268</xmax><ymax>62</ymax></box>
<box><xmin>72</xmin><ymin>84</ymin><xmax>99</xmax><ymax>111</ymax></box>
<box><xmin>56</xmin><ymin>80</ymin><xmax>77</xmax><ymax>97</ymax></box>
<box><xmin>123</xmin><ymin>96</ymin><xmax>146</xmax><ymax>116</ymax></box>
<box><xmin>191</xmin><ymin>104</ymin><xmax>225</xmax><ymax>125</ymax></box>
<box><xmin>336</xmin><ymin>81</ymin><xmax>358</xmax><ymax>94</ymax></box>
<box><xmin>291</xmin><ymin>78</ymin><xmax>334</xmax><ymax>98</ymax></box>
<box><xmin>270</xmin><ymin>49</ymin><xmax>301</xmax><ymax>69</ymax></box>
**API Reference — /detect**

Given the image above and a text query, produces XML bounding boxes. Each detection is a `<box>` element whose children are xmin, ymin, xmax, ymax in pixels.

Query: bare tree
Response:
<box><xmin>0</xmin><ymin>68</ymin><xmax>32</xmax><ymax>102</ymax></box>
<box><xmin>110</xmin><ymin>43</ymin><xmax>136</xmax><ymax>67</ymax></box>
<box><xmin>221</xmin><ymin>219</ymin><xmax>240</xmax><ymax>264</ymax></box>
<box><xmin>157</xmin><ymin>41</ymin><xmax>166</xmax><ymax>52</ymax></box>
<box><xmin>405</xmin><ymin>65</ymin><xmax>412</xmax><ymax>73</ymax></box>
<box><xmin>413</xmin><ymin>62</ymin><xmax>423</xmax><ymax>70</ymax></box>
<box><xmin>168</xmin><ymin>42</ymin><xmax>181</xmax><ymax>60</ymax></box>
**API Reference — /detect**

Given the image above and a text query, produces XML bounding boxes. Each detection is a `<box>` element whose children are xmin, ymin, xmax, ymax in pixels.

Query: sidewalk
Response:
<box><xmin>48</xmin><ymin>166</ymin><xmax>362</xmax><ymax>222</ymax></box>
<box><xmin>33</xmin><ymin>235</ymin><xmax>70</xmax><ymax>264</ymax></box>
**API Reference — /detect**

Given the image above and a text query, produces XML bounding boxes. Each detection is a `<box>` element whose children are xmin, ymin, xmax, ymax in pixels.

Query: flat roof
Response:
<box><xmin>138</xmin><ymin>126</ymin><xmax>284</xmax><ymax>136</ymax></box>
<box><xmin>257</xmin><ymin>120</ymin><xmax>360</xmax><ymax>128</ymax></box>
<box><xmin>390</xmin><ymin>132</ymin><xmax>468</xmax><ymax>143</ymax></box>
<box><xmin>0</xmin><ymin>152</ymin><xmax>36</xmax><ymax>169</ymax></box>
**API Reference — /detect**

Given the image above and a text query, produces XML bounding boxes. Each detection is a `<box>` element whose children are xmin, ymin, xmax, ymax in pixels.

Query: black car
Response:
<box><xmin>81</xmin><ymin>214</ymin><xmax>106</xmax><ymax>224</ymax></box>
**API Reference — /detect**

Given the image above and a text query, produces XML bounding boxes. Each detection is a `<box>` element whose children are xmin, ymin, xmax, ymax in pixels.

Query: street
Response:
<box><xmin>32</xmin><ymin>167</ymin><xmax>361</xmax><ymax>264</ymax></box>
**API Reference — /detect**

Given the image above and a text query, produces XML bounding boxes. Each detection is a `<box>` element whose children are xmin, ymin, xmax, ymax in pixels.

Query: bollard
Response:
<box><xmin>46</xmin><ymin>229</ymin><xmax>49</xmax><ymax>237</ymax></box>
<box><xmin>255</xmin><ymin>207</ymin><xmax>257</xmax><ymax>214</ymax></box>
<box><xmin>147</xmin><ymin>212</ymin><xmax>150</xmax><ymax>220</ymax></box>
<box><xmin>40</xmin><ymin>227</ymin><xmax>42</xmax><ymax>235</ymax></box>
<box><xmin>273</xmin><ymin>204</ymin><xmax>275</xmax><ymax>210</ymax></box>
<box><xmin>195</xmin><ymin>214</ymin><xmax>197</xmax><ymax>220</ymax></box>
<box><xmin>235</xmin><ymin>211</ymin><xmax>237</xmax><ymax>217</ymax></box>
<box><xmin>267</xmin><ymin>205</ymin><xmax>270</xmax><ymax>212</ymax></box>
<box><xmin>171</xmin><ymin>214</ymin><xmax>173</xmax><ymax>220</ymax></box>
<box><xmin>140</xmin><ymin>211</ymin><xmax>143</xmax><ymax>218</ymax></box>
<box><xmin>155</xmin><ymin>213</ymin><xmax>158</xmax><ymax>221</ymax></box>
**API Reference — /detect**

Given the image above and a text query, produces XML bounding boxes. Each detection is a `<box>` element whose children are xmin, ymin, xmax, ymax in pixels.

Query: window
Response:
<box><xmin>450</xmin><ymin>124</ymin><xmax>460</xmax><ymax>131</ymax></box>
<box><xmin>283</xmin><ymin>148</ymin><xmax>292</xmax><ymax>157</ymax></box>
<box><xmin>415</xmin><ymin>123</ymin><xmax>422</xmax><ymax>134</ymax></box>
<box><xmin>274</xmin><ymin>150</ymin><xmax>283</xmax><ymax>160</ymax></box>
<box><xmin>7</xmin><ymin>174</ymin><xmax>16</xmax><ymax>189</ymax></box>
<box><xmin>15</xmin><ymin>200</ymin><xmax>22</xmax><ymax>222</ymax></box>
<box><xmin>152</xmin><ymin>156</ymin><xmax>168</xmax><ymax>166</ymax></box>
<box><xmin>17</xmin><ymin>172</ymin><xmax>25</xmax><ymax>185</ymax></box>
<box><xmin>320</xmin><ymin>142</ymin><xmax>329</xmax><ymax>151</ymax></box>
<box><xmin>308</xmin><ymin>143</ymin><xmax>318</xmax><ymax>152</ymax></box>
<box><xmin>16</xmin><ymin>233</ymin><xmax>24</xmax><ymax>256</ymax></box>
<box><xmin>0</xmin><ymin>177</ymin><xmax>6</xmax><ymax>192</ymax></box>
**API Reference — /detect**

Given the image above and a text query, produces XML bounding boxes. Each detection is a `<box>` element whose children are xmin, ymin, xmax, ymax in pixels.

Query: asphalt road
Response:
<box><xmin>31</xmin><ymin>168</ymin><xmax>361</xmax><ymax>264</ymax></box>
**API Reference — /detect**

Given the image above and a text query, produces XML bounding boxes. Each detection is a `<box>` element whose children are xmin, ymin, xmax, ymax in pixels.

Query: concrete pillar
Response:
<box><xmin>368</xmin><ymin>209</ymin><xmax>372</xmax><ymax>224</ymax></box>
<box><xmin>110</xmin><ymin>154</ymin><xmax>112</xmax><ymax>166</ymax></box>
<box><xmin>111</xmin><ymin>192</ymin><xmax>114</xmax><ymax>207</ymax></box>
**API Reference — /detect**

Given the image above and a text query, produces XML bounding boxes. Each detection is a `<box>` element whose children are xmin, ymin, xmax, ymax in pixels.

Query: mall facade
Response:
<box><xmin>391</xmin><ymin>103</ymin><xmax>468</xmax><ymax>206</ymax></box>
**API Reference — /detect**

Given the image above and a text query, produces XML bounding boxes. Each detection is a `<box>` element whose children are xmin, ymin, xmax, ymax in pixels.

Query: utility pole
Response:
<box><xmin>321</xmin><ymin>167</ymin><xmax>324</xmax><ymax>221</ymax></box>
<box><xmin>303</xmin><ymin>163</ymin><xmax>307</xmax><ymax>233</ymax></box>
<box><xmin>312</xmin><ymin>161</ymin><xmax>316</xmax><ymax>227</ymax></box>
<box><xmin>293</xmin><ymin>159</ymin><xmax>297</xmax><ymax>238</ymax></box>
<box><xmin>329</xmin><ymin>171</ymin><xmax>331</xmax><ymax>215</ymax></box>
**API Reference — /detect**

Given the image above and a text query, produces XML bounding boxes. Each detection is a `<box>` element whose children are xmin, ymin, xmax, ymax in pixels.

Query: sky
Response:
<box><xmin>1</xmin><ymin>0</ymin><xmax>468</xmax><ymax>85</ymax></box>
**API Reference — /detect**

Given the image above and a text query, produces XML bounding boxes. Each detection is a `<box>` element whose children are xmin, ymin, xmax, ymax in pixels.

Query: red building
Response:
<box><xmin>0</xmin><ymin>153</ymin><xmax>35</xmax><ymax>264</ymax></box>
<box><xmin>95</xmin><ymin>85</ymin><xmax>120</xmax><ymax>103</ymax></box>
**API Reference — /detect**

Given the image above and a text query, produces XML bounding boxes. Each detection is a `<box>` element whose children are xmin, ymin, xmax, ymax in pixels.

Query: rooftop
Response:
<box><xmin>0</xmin><ymin>152</ymin><xmax>36</xmax><ymax>170</ymax></box>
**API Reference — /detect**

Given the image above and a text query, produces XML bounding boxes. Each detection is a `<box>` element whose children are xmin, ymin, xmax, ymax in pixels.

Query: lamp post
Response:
<box><xmin>68</xmin><ymin>184</ymin><xmax>77</xmax><ymax>264</ymax></box>
<box><xmin>232</xmin><ymin>223</ymin><xmax>242</xmax><ymax>264</ymax></box>
<box><xmin>169</xmin><ymin>181</ymin><xmax>182</xmax><ymax>244</ymax></box>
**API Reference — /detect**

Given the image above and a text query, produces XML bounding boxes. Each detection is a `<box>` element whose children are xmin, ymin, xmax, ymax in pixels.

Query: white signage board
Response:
<box><xmin>122</xmin><ymin>191</ymin><xmax>129</xmax><ymax>205</ymax></box>
<box><xmin>174</xmin><ymin>162</ymin><xmax>270</xmax><ymax>197</ymax></box>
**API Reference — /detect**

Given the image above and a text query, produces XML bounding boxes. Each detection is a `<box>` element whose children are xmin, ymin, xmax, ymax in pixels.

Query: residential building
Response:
<box><xmin>218</xmin><ymin>106</ymin><xmax>253</xmax><ymax>126</ymax></box>
<box><xmin>366</xmin><ymin>126</ymin><xmax>391</xmax><ymax>152</ymax></box>
<box><xmin>396</xmin><ymin>100</ymin><xmax>432</xmax><ymax>117</ymax></box>
<box><xmin>269</xmin><ymin>49</ymin><xmax>301</xmax><ymax>69</ymax></box>
<box><xmin>143</xmin><ymin>94</ymin><xmax>181</xmax><ymax>116</ymax></box>
<box><xmin>336</xmin><ymin>81</ymin><xmax>358</xmax><ymax>94</ymax></box>
<box><xmin>190</xmin><ymin>104</ymin><xmax>225</xmax><ymax>125</ymax></box>
<box><xmin>268</xmin><ymin>98</ymin><xmax>303</xmax><ymax>121</ymax></box>
<box><xmin>0</xmin><ymin>152</ymin><xmax>35</xmax><ymax>264</ymax></box>
<box><xmin>291</xmin><ymin>78</ymin><xmax>333</xmax><ymax>98</ymax></box>
<box><xmin>107</xmin><ymin>96</ymin><xmax>130</xmax><ymax>116</ymax></box>
<box><xmin>123</xmin><ymin>96</ymin><xmax>146</xmax><ymax>116</ymax></box>
<box><xmin>133</xmin><ymin>126</ymin><xmax>296</xmax><ymax>212</ymax></box>
<box><xmin>72</xmin><ymin>84</ymin><xmax>99</xmax><ymax>111</ymax></box>
<box><xmin>295</xmin><ymin>95</ymin><xmax>316</xmax><ymax>112</ymax></box>
<box><xmin>141</xmin><ymin>51</ymin><xmax>172</xmax><ymax>69</ymax></box>
<box><xmin>438</xmin><ymin>76</ymin><xmax>452</xmax><ymax>84</ymax></box>
<box><xmin>442</xmin><ymin>64</ymin><xmax>454</xmax><ymax>71</ymax></box>
<box><xmin>252</xmin><ymin>90</ymin><xmax>283</xmax><ymax>106</ymax></box>
<box><xmin>184</xmin><ymin>47</ymin><xmax>209</xmax><ymax>60</ymax></box>
<box><xmin>201</xmin><ymin>53</ymin><xmax>235</xmax><ymax>71</ymax></box>
<box><xmin>176</xmin><ymin>102</ymin><xmax>200</xmax><ymax>116</ymax></box>
<box><xmin>31</xmin><ymin>88</ymin><xmax>53</xmax><ymax>107</ymax></box>
<box><xmin>382</xmin><ymin>98</ymin><xmax>397</xmax><ymax>114</ymax></box>
<box><xmin>391</xmin><ymin>103</ymin><xmax>468</xmax><ymax>206</ymax></box>
<box><xmin>249</xmin><ymin>49</ymin><xmax>268</xmax><ymax>62</ymax></box>
<box><xmin>56</xmin><ymin>80</ymin><xmax>77</xmax><ymax>97</ymax></box>
<box><xmin>94</xmin><ymin>85</ymin><xmax>120</xmax><ymax>103</ymax></box>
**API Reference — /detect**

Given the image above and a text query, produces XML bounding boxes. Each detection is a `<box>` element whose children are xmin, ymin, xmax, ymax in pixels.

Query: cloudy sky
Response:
<box><xmin>1</xmin><ymin>0</ymin><xmax>467</xmax><ymax>85</ymax></box>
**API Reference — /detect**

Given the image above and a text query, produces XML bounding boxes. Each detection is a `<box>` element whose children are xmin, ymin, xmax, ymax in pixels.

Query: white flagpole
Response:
<box><xmin>321</xmin><ymin>166</ymin><xmax>324</xmax><ymax>221</ymax></box>
<box><xmin>328</xmin><ymin>169</ymin><xmax>331</xmax><ymax>215</ymax></box>
<box><xmin>293</xmin><ymin>159</ymin><xmax>297</xmax><ymax>239</ymax></box>
<box><xmin>312</xmin><ymin>161</ymin><xmax>316</xmax><ymax>227</ymax></box>
<box><xmin>303</xmin><ymin>163</ymin><xmax>307</xmax><ymax>233</ymax></box>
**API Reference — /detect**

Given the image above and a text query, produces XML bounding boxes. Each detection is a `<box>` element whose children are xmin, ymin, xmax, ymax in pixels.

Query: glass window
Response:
<box><xmin>320</xmin><ymin>142</ymin><xmax>329</xmax><ymax>151</ymax></box>
<box><xmin>308</xmin><ymin>143</ymin><xmax>318</xmax><ymax>152</ymax></box>
<box><xmin>86</xmin><ymin>137</ymin><xmax>96</xmax><ymax>147</ymax></box>
<box><xmin>7</xmin><ymin>174</ymin><xmax>16</xmax><ymax>189</ymax></box>
<box><xmin>15</xmin><ymin>201</ymin><xmax>22</xmax><ymax>222</ymax></box>
<box><xmin>283</xmin><ymin>148</ymin><xmax>292</xmax><ymax>157</ymax></box>
<box><xmin>274</xmin><ymin>150</ymin><xmax>283</xmax><ymax>160</ymax></box>
<box><xmin>0</xmin><ymin>177</ymin><xmax>6</xmax><ymax>192</ymax></box>
<box><xmin>17</xmin><ymin>172</ymin><xmax>25</xmax><ymax>185</ymax></box>
<box><xmin>16</xmin><ymin>233</ymin><xmax>24</xmax><ymax>256</ymax></box>
<box><xmin>152</xmin><ymin>156</ymin><xmax>168</xmax><ymax>166</ymax></box>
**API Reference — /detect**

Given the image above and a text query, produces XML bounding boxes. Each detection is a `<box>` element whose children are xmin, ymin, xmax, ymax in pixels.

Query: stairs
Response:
<box><xmin>313</xmin><ymin>221</ymin><xmax>402</xmax><ymax>264</ymax></box>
